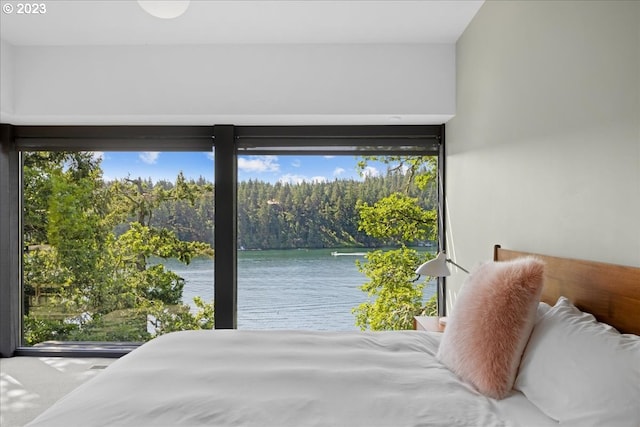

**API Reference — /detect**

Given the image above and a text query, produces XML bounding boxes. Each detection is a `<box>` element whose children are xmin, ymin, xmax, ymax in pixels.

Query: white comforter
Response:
<box><xmin>27</xmin><ymin>330</ymin><xmax>551</xmax><ymax>427</ymax></box>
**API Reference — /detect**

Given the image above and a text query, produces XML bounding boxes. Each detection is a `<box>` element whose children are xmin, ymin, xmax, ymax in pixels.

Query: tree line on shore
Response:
<box><xmin>148</xmin><ymin>172</ymin><xmax>437</xmax><ymax>250</ymax></box>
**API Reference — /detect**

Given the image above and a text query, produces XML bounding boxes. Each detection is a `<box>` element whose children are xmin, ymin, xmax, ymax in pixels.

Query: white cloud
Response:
<box><xmin>90</xmin><ymin>151</ymin><xmax>104</xmax><ymax>162</ymax></box>
<box><xmin>278</xmin><ymin>174</ymin><xmax>327</xmax><ymax>185</ymax></box>
<box><xmin>333</xmin><ymin>167</ymin><xmax>345</xmax><ymax>176</ymax></box>
<box><xmin>291</xmin><ymin>159</ymin><xmax>301</xmax><ymax>168</ymax></box>
<box><xmin>278</xmin><ymin>174</ymin><xmax>306</xmax><ymax>185</ymax></box>
<box><xmin>238</xmin><ymin>155</ymin><xmax>280</xmax><ymax>173</ymax></box>
<box><xmin>361</xmin><ymin>166</ymin><xmax>379</xmax><ymax>178</ymax></box>
<box><xmin>139</xmin><ymin>152</ymin><xmax>160</xmax><ymax>164</ymax></box>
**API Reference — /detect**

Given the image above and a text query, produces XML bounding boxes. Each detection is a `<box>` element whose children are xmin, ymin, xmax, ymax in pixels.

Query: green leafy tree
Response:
<box><xmin>23</xmin><ymin>154</ymin><xmax>215</xmax><ymax>344</ymax></box>
<box><xmin>146</xmin><ymin>296</ymin><xmax>215</xmax><ymax>335</ymax></box>
<box><xmin>23</xmin><ymin>152</ymin><xmax>104</xmax><ymax>245</ymax></box>
<box><xmin>354</xmin><ymin>247</ymin><xmax>425</xmax><ymax>330</ymax></box>
<box><xmin>104</xmin><ymin>174</ymin><xmax>214</xmax><ymax>336</ymax></box>
<box><xmin>353</xmin><ymin>156</ymin><xmax>439</xmax><ymax>330</ymax></box>
<box><xmin>23</xmin><ymin>152</ymin><xmax>109</xmax><ymax>341</ymax></box>
<box><xmin>47</xmin><ymin>167</ymin><xmax>110</xmax><ymax>312</ymax></box>
<box><xmin>112</xmin><ymin>222</ymin><xmax>212</xmax><ymax>305</ymax></box>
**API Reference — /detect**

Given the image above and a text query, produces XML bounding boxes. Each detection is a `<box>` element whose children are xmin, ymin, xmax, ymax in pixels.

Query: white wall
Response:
<box><xmin>1</xmin><ymin>43</ymin><xmax>455</xmax><ymax>125</ymax></box>
<box><xmin>445</xmin><ymin>0</ymin><xmax>640</xmax><ymax>311</ymax></box>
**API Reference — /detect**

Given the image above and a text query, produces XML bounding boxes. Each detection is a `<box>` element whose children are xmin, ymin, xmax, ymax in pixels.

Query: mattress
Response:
<box><xmin>27</xmin><ymin>330</ymin><xmax>555</xmax><ymax>427</ymax></box>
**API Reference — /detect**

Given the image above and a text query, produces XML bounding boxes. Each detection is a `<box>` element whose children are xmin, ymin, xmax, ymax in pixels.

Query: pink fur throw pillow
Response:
<box><xmin>436</xmin><ymin>257</ymin><xmax>544</xmax><ymax>399</ymax></box>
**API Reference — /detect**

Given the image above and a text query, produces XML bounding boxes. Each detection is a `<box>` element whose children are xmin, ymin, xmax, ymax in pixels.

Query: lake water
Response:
<box><xmin>164</xmin><ymin>248</ymin><xmax>436</xmax><ymax>331</ymax></box>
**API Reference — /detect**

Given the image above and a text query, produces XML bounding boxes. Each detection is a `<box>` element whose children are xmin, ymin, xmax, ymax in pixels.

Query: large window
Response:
<box><xmin>0</xmin><ymin>124</ymin><xmax>444</xmax><ymax>357</ymax></box>
<box><xmin>236</xmin><ymin>154</ymin><xmax>439</xmax><ymax>331</ymax></box>
<box><xmin>22</xmin><ymin>151</ymin><xmax>215</xmax><ymax>346</ymax></box>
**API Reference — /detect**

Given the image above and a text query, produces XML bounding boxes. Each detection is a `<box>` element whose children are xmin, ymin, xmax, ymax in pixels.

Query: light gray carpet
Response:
<box><xmin>1</xmin><ymin>357</ymin><xmax>114</xmax><ymax>427</ymax></box>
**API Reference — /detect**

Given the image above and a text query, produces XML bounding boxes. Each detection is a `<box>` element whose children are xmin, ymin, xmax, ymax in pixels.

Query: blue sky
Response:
<box><xmin>96</xmin><ymin>152</ymin><xmax>384</xmax><ymax>184</ymax></box>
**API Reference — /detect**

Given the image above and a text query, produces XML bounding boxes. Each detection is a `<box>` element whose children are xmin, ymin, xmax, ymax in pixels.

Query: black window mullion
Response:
<box><xmin>213</xmin><ymin>125</ymin><xmax>237</xmax><ymax>329</ymax></box>
<box><xmin>437</xmin><ymin>123</ymin><xmax>447</xmax><ymax>317</ymax></box>
<box><xmin>0</xmin><ymin>124</ymin><xmax>21</xmax><ymax>357</ymax></box>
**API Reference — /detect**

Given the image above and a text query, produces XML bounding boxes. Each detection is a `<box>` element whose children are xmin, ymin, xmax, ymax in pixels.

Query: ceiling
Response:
<box><xmin>0</xmin><ymin>1</ymin><xmax>484</xmax><ymax>126</ymax></box>
<box><xmin>0</xmin><ymin>0</ymin><xmax>484</xmax><ymax>46</ymax></box>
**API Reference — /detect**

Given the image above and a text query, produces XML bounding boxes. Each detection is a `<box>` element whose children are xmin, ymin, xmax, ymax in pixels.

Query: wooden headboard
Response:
<box><xmin>494</xmin><ymin>245</ymin><xmax>640</xmax><ymax>335</ymax></box>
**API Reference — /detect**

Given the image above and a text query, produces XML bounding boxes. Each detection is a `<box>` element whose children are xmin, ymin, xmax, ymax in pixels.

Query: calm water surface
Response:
<box><xmin>165</xmin><ymin>248</ymin><xmax>436</xmax><ymax>331</ymax></box>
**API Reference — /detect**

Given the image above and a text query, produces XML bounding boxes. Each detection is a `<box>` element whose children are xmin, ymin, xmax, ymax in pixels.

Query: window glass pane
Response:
<box><xmin>22</xmin><ymin>151</ymin><xmax>214</xmax><ymax>345</ymax></box>
<box><xmin>237</xmin><ymin>154</ymin><xmax>438</xmax><ymax>331</ymax></box>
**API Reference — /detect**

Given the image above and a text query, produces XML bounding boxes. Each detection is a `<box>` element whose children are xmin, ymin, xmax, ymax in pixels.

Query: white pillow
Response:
<box><xmin>535</xmin><ymin>301</ymin><xmax>552</xmax><ymax>322</ymax></box>
<box><xmin>515</xmin><ymin>297</ymin><xmax>640</xmax><ymax>426</ymax></box>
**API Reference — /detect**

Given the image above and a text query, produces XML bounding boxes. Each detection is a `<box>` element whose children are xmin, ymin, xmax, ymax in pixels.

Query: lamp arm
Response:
<box><xmin>446</xmin><ymin>259</ymin><xmax>469</xmax><ymax>274</ymax></box>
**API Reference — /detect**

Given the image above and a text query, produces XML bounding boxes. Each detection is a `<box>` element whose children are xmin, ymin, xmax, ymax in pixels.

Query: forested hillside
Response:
<box><xmin>149</xmin><ymin>172</ymin><xmax>437</xmax><ymax>249</ymax></box>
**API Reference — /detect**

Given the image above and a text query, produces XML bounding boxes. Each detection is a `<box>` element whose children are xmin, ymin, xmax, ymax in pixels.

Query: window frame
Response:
<box><xmin>0</xmin><ymin>124</ymin><xmax>445</xmax><ymax>357</ymax></box>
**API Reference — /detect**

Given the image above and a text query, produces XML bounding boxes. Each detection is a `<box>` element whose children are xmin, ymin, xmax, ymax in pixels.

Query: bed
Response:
<box><xmin>26</xmin><ymin>246</ymin><xmax>640</xmax><ymax>427</ymax></box>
